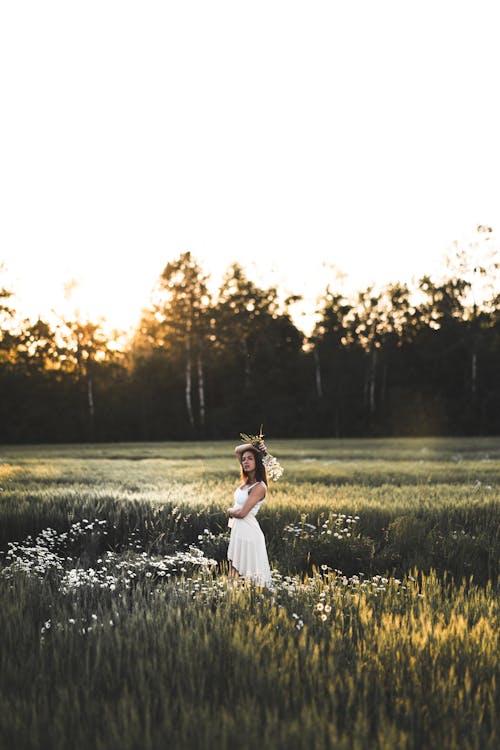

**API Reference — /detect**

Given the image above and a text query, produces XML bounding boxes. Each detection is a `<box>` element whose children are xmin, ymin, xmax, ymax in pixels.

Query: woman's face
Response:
<box><xmin>241</xmin><ymin>450</ymin><xmax>256</xmax><ymax>474</ymax></box>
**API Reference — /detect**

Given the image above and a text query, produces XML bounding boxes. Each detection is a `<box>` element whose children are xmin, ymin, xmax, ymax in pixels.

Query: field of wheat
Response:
<box><xmin>0</xmin><ymin>438</ymin><xmax>498</xmax><ymax>749</ymax></box>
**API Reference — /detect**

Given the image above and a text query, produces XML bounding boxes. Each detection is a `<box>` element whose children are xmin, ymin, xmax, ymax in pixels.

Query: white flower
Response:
<box><xmin>262</xmin><ymin>453</ymin><xmax>284</xmax><ymax>481</ymax></box>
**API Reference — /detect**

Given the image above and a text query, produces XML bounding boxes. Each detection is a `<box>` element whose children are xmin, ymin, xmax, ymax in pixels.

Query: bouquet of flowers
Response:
<box><xmin>240</xmin><ymin>426</ymin><xmax>284</xmax><ymax>482</ymax></box>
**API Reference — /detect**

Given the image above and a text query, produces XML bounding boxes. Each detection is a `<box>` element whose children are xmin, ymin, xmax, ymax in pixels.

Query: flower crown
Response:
<box><xmin>239</xmin><ymin>426</ymin><xmax>284</xmax><ymax>482</ymax></box>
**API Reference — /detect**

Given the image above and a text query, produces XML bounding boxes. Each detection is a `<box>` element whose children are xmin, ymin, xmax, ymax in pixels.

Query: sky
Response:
<box><xmin>1</xmin><ymin>1</ymin><xmax>499</xmax><ymax>335</ymax></box>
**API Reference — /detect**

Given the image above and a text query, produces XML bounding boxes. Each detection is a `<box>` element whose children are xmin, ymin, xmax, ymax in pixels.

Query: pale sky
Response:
<box><xmin>1</xmin><ymin>1</ymin><xmax>499</xmax><ymax>335</ymax></box>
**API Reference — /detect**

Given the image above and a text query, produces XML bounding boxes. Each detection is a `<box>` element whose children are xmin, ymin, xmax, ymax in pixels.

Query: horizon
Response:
<box><xmin>1</xmin><ymin>1</ymin><xmax>500</xmax><ymax>336</ymax></box>
<box><xmin>2</xmin><ymin>224</ymin><xmax>498</xmax><ymax>343</ymax></box>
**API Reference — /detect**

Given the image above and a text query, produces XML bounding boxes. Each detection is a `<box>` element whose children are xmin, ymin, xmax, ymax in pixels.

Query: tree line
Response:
<box><xmin>1</xmin><ymin>231</ymin><xmax>499</xmax><ymax>443</ymax></box>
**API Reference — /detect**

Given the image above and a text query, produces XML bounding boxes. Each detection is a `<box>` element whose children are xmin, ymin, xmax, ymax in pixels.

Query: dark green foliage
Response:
<box><xmin>1</xmin><ymin>249</ymin><xmax>499</xmax><ymax>442</ymax></box>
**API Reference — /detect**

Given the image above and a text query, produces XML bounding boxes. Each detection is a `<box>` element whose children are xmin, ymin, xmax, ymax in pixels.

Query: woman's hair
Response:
<box><xmin>240</xmin><ymin>448</ymin><xmax>268</xmax><ymax>486</ymax></box>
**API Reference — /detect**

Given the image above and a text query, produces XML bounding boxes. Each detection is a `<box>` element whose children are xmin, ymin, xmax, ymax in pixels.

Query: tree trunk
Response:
<box><xmin>313</xmin><ymin>347</ymin><xmax>323</xmax><ymax>399</ymax></box>
<box><xmin>471</xmin><ymin>351</ymin><xmax>477</xmax><ymax>396</ymax></box>
<box><xmin>185</xmin><ymin>334</ymin><xmax>194</xmax><ymax>429</ymax></box>
<box><xmin>242</xmin><ymin>339</ymin><xmax>251</xmax><ymax>390</ymax></box>
<box><xmin>87</xmin><ymin>376</ymin><xmax>95</xmax><ymax>419</ymax></box>
<box><xmin>381</xmin><ymin>361</ymin><xmax>387</xmax><ymax>405</ymax></box>
<box><xmin>197</xmin><ymin>349</ymin><xmax>205</xmax><ymax>429</ymax></box>
<box><xmin>87</xmin><ymin>375</ymin><xmax>95</xmax><ymax>439</ymax></box>
<box><xmin>369</xmin><ymin>348</ymin><xmax>377</xmax><ymax>415</ymax></box>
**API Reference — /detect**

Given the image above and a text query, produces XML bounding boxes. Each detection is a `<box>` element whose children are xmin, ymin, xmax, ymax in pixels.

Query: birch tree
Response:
<box><xmin>443</xmin><ymin>225</ymin><xmax>500</xmax><ymax>398</ymax></box>
<box><xmin>152</xmin><ymin>252</ymin><xmax>211</xmax><ymax>433</ymax></box>
<box><xmin>59</xmin><ymin>318</ymin><xmax>111</xmax><ymax>440</ymax></box>
<box><xmin>214</xmin><ymin>263</ymin><xmax>281</xmax><ymax>389</ymax></box>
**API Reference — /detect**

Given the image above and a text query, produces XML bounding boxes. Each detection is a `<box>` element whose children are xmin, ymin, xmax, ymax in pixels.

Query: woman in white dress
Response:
<box><xmin>226</xmin><ymin>443</ymin><xmax>272</xmax><ymax>587</ymax></box>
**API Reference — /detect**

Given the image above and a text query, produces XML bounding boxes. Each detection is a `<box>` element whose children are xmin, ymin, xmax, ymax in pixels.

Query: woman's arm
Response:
<box><xmin>228</xmin><ymin>484</ymin><xmax>266</xmax><ymax>519</ymax></box>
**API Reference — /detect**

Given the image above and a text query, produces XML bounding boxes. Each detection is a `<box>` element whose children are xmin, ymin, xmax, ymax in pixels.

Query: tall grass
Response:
<box><xmin>0</xmin><ymin>438</ymin><xmax>499</xmax><ymax>749</ymax></box>
<box><xmin>1</xmin><ymin>437</ymin><xmax>499</xmax><ymax>579</ymax></box>
<box><xmin>1</xmin><ymin>566</ymin><xmax>498</xmax><ymax>750</ymax></box>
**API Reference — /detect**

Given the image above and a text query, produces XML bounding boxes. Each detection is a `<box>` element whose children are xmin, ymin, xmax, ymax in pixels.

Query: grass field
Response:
<box><xmin>0</xmin><ymin>437</ymin><xmax>499</xmax><ymax>749</ymax></box>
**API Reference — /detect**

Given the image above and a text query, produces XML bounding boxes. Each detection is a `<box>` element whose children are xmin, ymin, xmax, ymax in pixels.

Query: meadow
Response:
<box><xmin>0</xmin><ymin>437</ymin><xmax>499</xmax><ymax>749</ymax></box>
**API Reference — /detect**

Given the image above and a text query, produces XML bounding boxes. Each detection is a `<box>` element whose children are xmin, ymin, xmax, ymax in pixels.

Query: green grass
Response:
<box><xmin>0</xmin><ymin>438</ymin><xmax>499</xmax><ymax>749</ymax></box>
<box><xmin>1</xmin><ymin>437</ymin><xmax>499</xmax><ymax>579</ymax></box>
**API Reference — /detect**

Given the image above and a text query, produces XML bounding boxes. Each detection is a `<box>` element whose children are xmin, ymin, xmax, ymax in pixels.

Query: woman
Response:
<box><xmin>226</xmin><ymin>443</ymin><xmax>272</xmax><ymax>587</ymax></box>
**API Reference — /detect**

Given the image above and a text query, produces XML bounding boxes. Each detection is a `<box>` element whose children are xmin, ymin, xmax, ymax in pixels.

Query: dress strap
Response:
<box><xmin>251</xmin><ymin>481</ymin><xmax>267</xmax><ymax>494</ymax></box>
<box><xmin>245</xmin><ymin>481</ymin><xmax>266</xmax><ymax>490</ymax></box>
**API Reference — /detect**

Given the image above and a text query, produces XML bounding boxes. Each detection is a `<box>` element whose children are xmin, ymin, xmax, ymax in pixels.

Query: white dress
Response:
<box><xmin>227</xmin><ymin>481</ymin><xmax>272</xmax><ymax>587</ymax></box>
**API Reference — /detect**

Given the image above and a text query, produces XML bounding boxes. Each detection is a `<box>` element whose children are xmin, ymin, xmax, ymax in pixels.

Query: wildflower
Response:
<box><xmin>240</xmin><ymin>428</ymin><xmax>284</xmax><ymax>481</ymax></box>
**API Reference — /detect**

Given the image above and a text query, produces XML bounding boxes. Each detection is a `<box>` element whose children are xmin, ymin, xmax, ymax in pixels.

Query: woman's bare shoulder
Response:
<box><xmin>252</xmin><ymin>481</ymin><xmax>267</xmax><ymax>496</ymax></box>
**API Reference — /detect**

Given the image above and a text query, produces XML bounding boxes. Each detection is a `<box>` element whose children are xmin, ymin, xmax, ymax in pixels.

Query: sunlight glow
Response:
<box><xmin>1</xmin><ymin>1</ymin><xmax>499</xmax><ymax>335</ymax></box>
